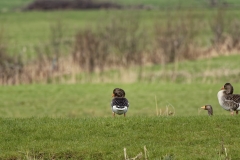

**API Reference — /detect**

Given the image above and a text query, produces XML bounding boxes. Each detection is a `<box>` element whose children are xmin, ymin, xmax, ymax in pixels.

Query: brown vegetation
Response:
<box><xmin>72</xmin><ymin>15</ymin><xmax>146</xmax><ymax>73</ymax></box>
<box><xmin>1</xmin><ymin>9</ymin><xmax>240</xmax><ymax>85</ymax></box>
<box><xmin>0</xmin><ymin>30</ymin><xmax>23</xmax><ymax>85</ymax></box>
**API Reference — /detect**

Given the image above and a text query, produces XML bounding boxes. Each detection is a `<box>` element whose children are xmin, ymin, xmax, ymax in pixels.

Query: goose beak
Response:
<box><xmin>112</xmin><ymin>94</ymin><xmax>114</xmax><ymax>97</ymax></box>
<box><xmin>220</xmin><ymin>86</ymin><xmax>224</xmax><ymax>90</ymax></box>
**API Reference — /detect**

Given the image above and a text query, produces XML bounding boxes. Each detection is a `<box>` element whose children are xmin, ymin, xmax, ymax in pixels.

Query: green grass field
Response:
<box><xmin>1</xmin><ymin>1</ymin><xmax>240</xmax><ymax>159</ymax></box>
<box><xmin>1</xmin><ymin>116</ymin><xmax>240</xmax><ymax>159</ymax></box>
<box><xmin>1</xmin><ymin>54</ymin><xmax>240</xmax><ymax>159</ymax></box>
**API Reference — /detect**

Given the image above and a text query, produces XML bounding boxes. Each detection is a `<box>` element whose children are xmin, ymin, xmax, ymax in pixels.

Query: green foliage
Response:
<box><xmin>1</xmin><ymin>116</ymin><xmax>239</xmax><ymax>159</ymax></box>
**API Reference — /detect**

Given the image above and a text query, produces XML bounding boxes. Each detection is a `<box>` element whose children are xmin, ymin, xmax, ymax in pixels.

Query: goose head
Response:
<box><xmin>112</xmin><ymin>88</ymin><xmax>125</xmax><ymax>98</ymax></box>
<box><xmin>221</xmin><ymin>83</ymin><xmax>234</xmax><ymax>94</ymax></box>
<box><xmin>201</xmin><ymin>105</ymin><xmax>213</xmax><ymax>116</ymax></box>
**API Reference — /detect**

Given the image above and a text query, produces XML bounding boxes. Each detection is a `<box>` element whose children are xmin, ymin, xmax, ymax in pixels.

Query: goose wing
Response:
<box><xmin>224</xmin><ymin>94</ymin><xmax>240</xmax><ymax>111</ymax></box>
<box><xmin>111</xmin><ymin>98</ymin><xmax>129</xmax><ymax>107</ymax></box>
<box><xmin>226</xmin><ymin>94</ymin><xmax>240</xmax><ymax>103</ymax></box>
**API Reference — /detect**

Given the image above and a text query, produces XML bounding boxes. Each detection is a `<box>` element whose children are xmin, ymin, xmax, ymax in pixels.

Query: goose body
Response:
<box><xmin>111</xmin><ymin>88</ymin><xmax>129</xmax><ymax>117</ymax></box>
<box><xmin>217</xmin><ymin>83</ymin><xmax>240</xmax><ymax>115</ymax></box>
<box><xmin>111</xmin><ymin>97</ymin><xmax>129</xmax><ymax>115</ymax></box>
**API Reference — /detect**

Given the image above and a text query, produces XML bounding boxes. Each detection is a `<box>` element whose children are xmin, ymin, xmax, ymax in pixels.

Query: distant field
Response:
<box><xmin>1</xmin><ymin>10</ymin><xmax>109</xmax><ymax>58</ymax></box>
<box><xmin>2</xmin><ymin>0</ymin><xmax>240</xmax><ymax>10</ymax></box>
<box><xmin>1</xmin><ymin>0</ymin><xmax>240</xmax><ymax>59</ymax></box>
<box><xmin>1</xmin><ymin>9</ymin><xmax>240</xmax><ymax>58</ymax></box>
<box><xmin>110</xmin><ymin>0</ymin><xmax>208</xmax><ymax>8</ymax></box>
<box><xmin>109</xmin><ymin>0</ymin><xmax>240</xmax><ymax>6</ymax></box>
<box><xmin>0</xmin><ymin>0</ymin><xmax>33</xmax><ymax>11</ymax></box>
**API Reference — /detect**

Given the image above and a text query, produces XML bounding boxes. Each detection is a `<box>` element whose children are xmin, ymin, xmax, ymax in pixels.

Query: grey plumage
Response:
<box><xmin>224</xmin><ymin>82</ymin><xmax>234</xmax><ymax>94</ymax></box>
<box><xmin>217</xmin><ymin>83</ymin><xmax>240</xmax><ymax>115</ymax></box>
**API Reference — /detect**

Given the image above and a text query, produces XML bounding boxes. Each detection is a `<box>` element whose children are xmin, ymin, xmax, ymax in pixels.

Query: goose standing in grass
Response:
<box><xmin>217</xmin><ymin>83</ymin><xmax>240</xmax><ymax>115</ymax></box>
<box><xmin>111</xmin><ymin>88</ymin><xmax>129</xmax><ymax>117</ymax></box>
<box><xmin>201</xmin><ymin>105</ymin><xmax>213</xmax><ymax>116</ymax></box>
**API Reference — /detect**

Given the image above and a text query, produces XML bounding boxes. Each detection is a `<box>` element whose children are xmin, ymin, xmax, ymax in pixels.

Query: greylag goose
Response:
<box><xmin>217</xmin><ymin>83</ymin><xmax>240</xmax><ymax>115</ymax></box>
<box><xmin>111</xmin><ymin>88</ymin><xmax>129</xmax><ymax>117</ymax></box>
<box><xmin>201</xmin><ymin>105</ymin><xmax>213</xmax><ymax>116</ymax></box>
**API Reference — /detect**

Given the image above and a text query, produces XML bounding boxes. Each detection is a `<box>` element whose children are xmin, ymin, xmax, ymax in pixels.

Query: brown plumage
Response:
<box><xmin>201</xmin><ymin>105</ymin><xmax>213</xmax><ymax>116</ymax></box>
<box><xmin>112</xmin><ymin>88</ymin><xmax>125</xmax><ymax>97</ymax></box>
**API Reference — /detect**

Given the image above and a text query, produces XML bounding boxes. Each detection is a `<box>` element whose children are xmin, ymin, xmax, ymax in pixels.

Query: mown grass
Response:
<box><xmin>1</xmin><ymin>116</ymin><xmax>240</xmax><ymax>159</ymax></box>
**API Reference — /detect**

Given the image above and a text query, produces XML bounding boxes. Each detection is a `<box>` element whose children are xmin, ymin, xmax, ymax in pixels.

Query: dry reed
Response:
<box><xmin>124</xmin><ymin>146</ymin><xmax>148</xmax><ymax>160</ymax></box>
<box><xmin>1</xmin><ymin>10</ymin><xmax>240</xmax><ymax>85</ymax></box>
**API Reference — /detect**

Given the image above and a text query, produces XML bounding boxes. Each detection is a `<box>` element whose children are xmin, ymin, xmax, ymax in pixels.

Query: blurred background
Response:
<box><xmin>1</xmin><ymin>0</ymin><xmax>240</xmax><ymax>85</ymax></box>
<box><xmin>1</xmin><ymin>0</ymin><xmax>240</xmax><ymax>118</ymax></box>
